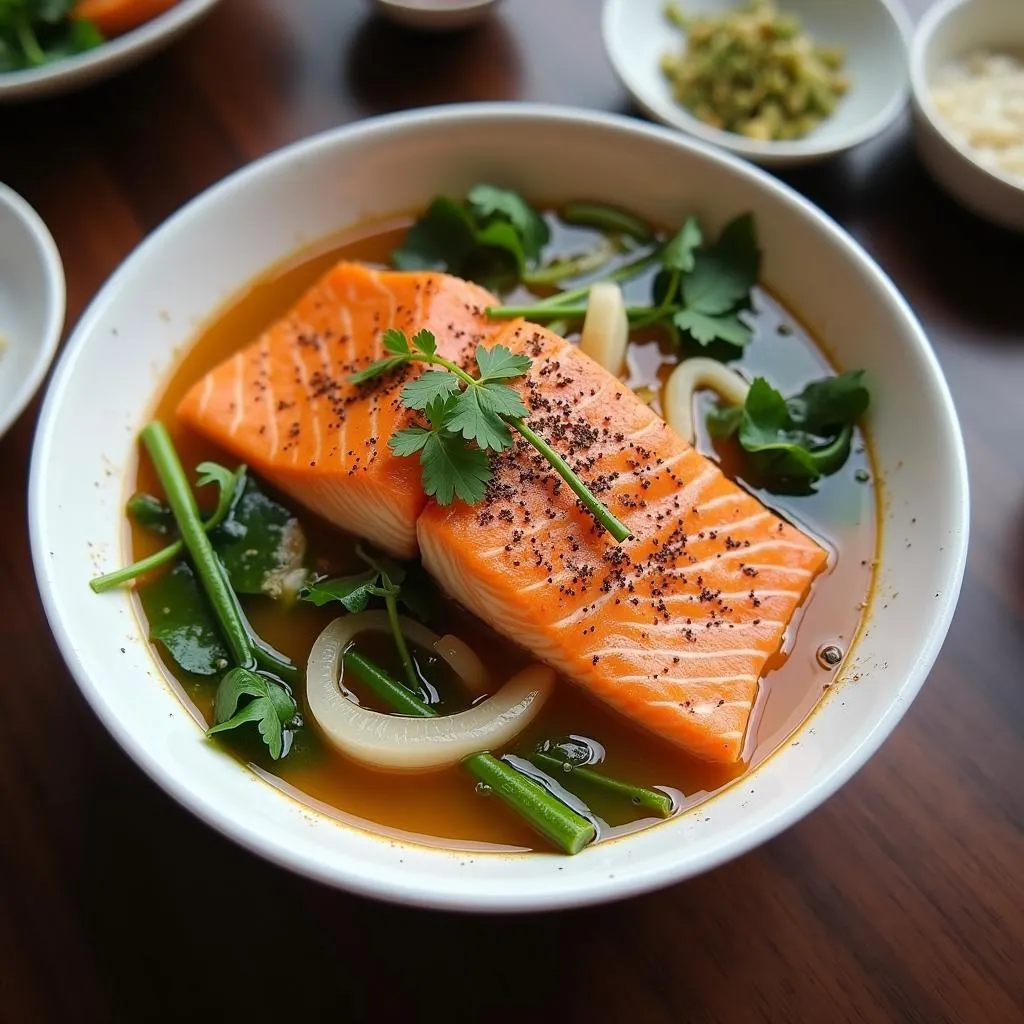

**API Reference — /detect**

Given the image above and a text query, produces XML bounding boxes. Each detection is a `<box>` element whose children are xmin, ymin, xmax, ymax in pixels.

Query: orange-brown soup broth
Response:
<box><xmin>131</xmin><ymin>215</ymin><xmax>877</xmax><ymax>852</ymax></box>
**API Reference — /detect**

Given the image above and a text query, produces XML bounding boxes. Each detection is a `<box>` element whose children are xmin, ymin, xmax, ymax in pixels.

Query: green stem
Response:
<box><xmin>530</xmin><ymin>250</ymin><xmax>662</xmax><ymax>310</ymax></box>
<box><xmin>16</xmin><ymin>16</ymin><xmax>47</xmax><ymax>67</ymax></box>
<box><xmin>630</xmin><ymin>270</ymin><xmax>681</xmax><ymax>331</ymax></box>
<box><xmin>488</xmin><ymin>302</ymin><xmax>678</xmax><ymax>322</ymax></box>
<box><xmin>384</xmin><ymin>587</ymin><xmax>420</xmax><ymax>693</ymax></box>
<box><xmin>559</xmin><ymin>202</ymin><xmax>655</xmax><ymax>243</ymax></box>
<box><xmin>411</xmin><ymin>352</ymin><xmax>477</xmax><ymax>388</ymax></box>
<box><xmin>90</xmin><ymin>473</ymin><xmax>243</xmax><ymax>594</ymax></box>
<box><xmin>531</xmin><ymin>752</ymin><xmax>674</xmax><ymax>819</ymax></box>
<box><xmin>507</xmin><ymin>418</ymin><xmax>631</xmax><ymax>544</ymax></box>
<box><xmin>522</xmin><ymin>239</ymin><xmax>616</xmax><ymax>288</ymax></box>
<box><xmin>344</xmin><ymin>651</ymin><xmax>596</xmax><ymax>855</ymax></box>
<box><xmin>141</xmin><ymin>422</ymin><xmax>255</xmax><ymax>670</ymax></box>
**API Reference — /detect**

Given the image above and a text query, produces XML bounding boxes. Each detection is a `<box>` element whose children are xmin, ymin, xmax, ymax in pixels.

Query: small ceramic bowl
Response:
<box><xmin>369</xmin><ymin>0</ymin><xmax>504</xmax><ymax>32</ymax></box>
<box><xmin>910</xmin><ymin>0</ymin><xmax>1024</xmax><ymax>232</ymax></box>
<box><xmin>602</xmin><ymin>0</ymin><xmax>913</xmax><ymax>168</ymax></box>
<box><xmin>0</xmin><ymin>183</ymin><xmax>65</xmax><ymax>441</ymax></box>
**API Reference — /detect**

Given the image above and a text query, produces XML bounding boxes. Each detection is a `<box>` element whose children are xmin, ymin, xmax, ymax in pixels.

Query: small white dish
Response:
<box><xmin>30</xmin><ymin>104</ymin><xmax>968</xmax><ymax>913</ymax></box>
<box><xmin>602</xmin><ymin>0</ymin><xmax>913</xmax><ymax>168</ymax></box>
<box><xmin>910</xmin><ymin>0</ymin><xmax>1024</xmax><ymax>232</ymax></box>
<box><xmin>369</xmin><ymin>0</ymin><xmax>504</xmax><ymax>32</ymax></box>
<box><xmin>0</xmin><ymin>0</ymin><xmax>223</xmax><ymax>104</ymax></box>
<box><xmin>0</xmin><ymin>183</ymin><xmax>65</xmax><ymax>441</ymax></box>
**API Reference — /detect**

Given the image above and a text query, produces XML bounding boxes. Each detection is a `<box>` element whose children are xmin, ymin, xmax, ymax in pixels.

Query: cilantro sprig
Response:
<box><xmin>352</xmin><ymin>328</ymin><xmax>631</xmax><ymax>543</ymax></box>
<box><xmin>707</xmin><ymin>371</ymin><xmax>870</xmax><ymax>489</ymax></box>
<box><xmin>487</xmin><ymin>213</ymin><xmax>761</xmax><ymax>350</ymax></box>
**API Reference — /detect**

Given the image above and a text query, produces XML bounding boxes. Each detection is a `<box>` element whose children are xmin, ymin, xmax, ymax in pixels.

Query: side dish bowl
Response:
<box><xmin>29</xmin><ymin>104</ymin><xmax>968</xmax><ymax>912</ymax></box>
<box><xmin>910</xmin><ymin>0</ymin><xmax>1024</xmax><ymax>232</ymax></box>
<box><xmin>603</xmin><ymin>0</ymin><xmax>913</xmax><ymax>168</ymax></box>
<box><xmin>0</xmin><ymin>0</ymin><xmax>223</xmax><ymax>104</ymax></box>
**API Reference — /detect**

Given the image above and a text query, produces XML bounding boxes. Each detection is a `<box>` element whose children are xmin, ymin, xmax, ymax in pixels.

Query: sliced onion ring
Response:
<box><xmin>306</xmin><ymin>614</ymin><xmax>554</xmax><ymax>771</ymax></box>
<box><xmin>434</xmin><ymin>633</ymin><xmax>488</xmax><ymax>694</ymax></box>
<box><xmin>663</xmin><ymin>357</ymin><xmax>751</xmax><ymax>442</ymax></box>
<box><xmin>579</xmin><ymin>281</ymin><xmax>629</xmax><ymax>374</ymax></box>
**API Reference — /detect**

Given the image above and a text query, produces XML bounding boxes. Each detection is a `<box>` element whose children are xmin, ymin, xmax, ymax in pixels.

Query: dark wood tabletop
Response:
<box><xmin>1</xmin><ymin>1</ymin><xmax>1021</xmax><ymax>1021</ymax></box>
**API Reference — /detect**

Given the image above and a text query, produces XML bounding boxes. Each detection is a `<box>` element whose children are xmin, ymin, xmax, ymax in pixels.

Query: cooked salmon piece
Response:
<box><xmin>177</xmin><ymin>264</ymin><xmax>500</xmax><ymax>557</ymax></box>
<box><xmin>417</xmin><ymin>321</ymin><xmax>829</xmax><ymax>763</ymax></box>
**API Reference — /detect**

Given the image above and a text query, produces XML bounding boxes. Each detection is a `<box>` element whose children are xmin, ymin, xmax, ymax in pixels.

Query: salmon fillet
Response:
<box><xmin>176</xmin><ymin>264</ymin><xmax>500</xmax><ymax>557</ymax></box>
<box><xmin>417</xmin><ymin>321</ymin><xmax>829</xmax><ymax>763</ymax></box>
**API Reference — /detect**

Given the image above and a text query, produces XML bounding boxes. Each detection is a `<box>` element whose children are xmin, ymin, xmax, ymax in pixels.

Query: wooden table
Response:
<box><xmin>1</xmin><ymin>2</ymin><xmax>1021</xmax><ymax>1020</ymax></box>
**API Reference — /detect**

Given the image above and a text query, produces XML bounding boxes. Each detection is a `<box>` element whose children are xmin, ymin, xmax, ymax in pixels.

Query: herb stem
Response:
<box><xmin>530</xmin><ymin>752</ymin><xmax>674</xmax><ymax>818</ymax></box>
<box><xmin>384</xmin><ymin>586</ymin><xmax>420</xmax><ymax>693</ymax></box>
<box><xmin>344</xmin><ymin>650</ymin><xmax>596</xmax><ymax>855</ymax></box>
<box><xmin>507</xmin><ymin>417</ymin><xmax>631</xmax><ymax>544</ymax></box>
<box><xmin>488</xmin><ymin>302</ymin><xmax>677</xmax><ymax>322</ymax></box>
<box><xmin>90</xmin><ymin>471</ymin><xmax>244</xmax><ymax>594</ymax></box>
<box><xmin>528</xmin><ymin>250</ymin><xmax>662</xmax><ymax>311</ymax></box>
<box><xmin>16</xmin><ymin>16</ymin><xmax>47</xmax><ymax>67</ymax></box>
<box><xmin>522</xmin><ymin>239</ymin><xmax>616</xmax><ymax>288</ymax></box>
<box><xmin>559</xmin><ymin>202</ymin><xmax>655</xmax><ymax>243</ymax></box>
<box><xmin>410</xmin><ymin>352</ymin><xmax>477</xmax><ymax>387</ymax></box>
<box><xmin>141</xmin><ymin>422</ymin><xmax>256</xmax><ymax>670</ymax></box>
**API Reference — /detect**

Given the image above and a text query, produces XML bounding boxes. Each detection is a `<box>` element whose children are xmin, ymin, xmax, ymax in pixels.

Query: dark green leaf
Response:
<box><xmin>475</xmin><ymin>343</ymin><xmax>532</xmax><ymax>382</ymax></box>
<box><xmin>127</xmin><ymin>493</ymin><xmax>174</xmax><ymax>534</ymax></box>
<box><xmin>706</xmin><ymin>403</ymin><xmax>743</xmax><ymax>438</ymax></box>
<box><xmin>139</xmin><ymin>562</ymin><xmax>229</xmax><ymax>676</ymax></box>
<box><xmin>299</xmin><ymin>570</ymin><xmax>380</xmax><ymax>613</ymax></box>
<box><xmin>389</xmin><ymin>426</ymin><xmax>432</xmax><ymax>457</ymax></box>
<box><xmin>349</xmin><ymin>355</ymin><xmax>408</xmax><ymax>384</ymax></box>
<box><xmin>445</xmin><ymin>389</ymin><xmax>514</xmax><ymax>452</ymax></box>
<box><xmin>786</xmin><ymin>370</ymin><xmax>870</xmax><ymax>433</ymax></box>
<box><xmin>477</xmin><ymin>381</ymin><xmax>529</xmax><ymax>419</ymax></box>
<box><xmin>467</xmin><ymin>184</ymin><xmax>550</xmax><ymax>263</ymax></box>
<box><xmin>424</xmin><ymin>394</ymin><xmax>457</xmax><ymax>431</ymax></box>
<box><xmin>211</xmin><ymin>476</ymin><xmax>306</xmax><ymax>595</ymax></box>
<box><xmin>420</xmin><ymin>431</ymin><xmax>492</xmax><ymax>505</ymax></box>
<box><xmin>382</xmin><ymin>328</ymin><xmax>411</xmax><ymax>355</ymax></box>
<box><xmin>474</xmin><ymin>219</ymin><xmax>527</xmax><ymax>275</ymax></box>
<box><xmin>209</xmin><ymin>667</ymin><xmax>297</xmax><ymax>760</ymax></box>
<box><xmin>662</xmin><ymin>217</ymin><xmax>702</xmax><ymax>273</ymax></box>
<box><xmin>400</xmin><ymin>369</ymin><xmax>461</xmax><ymax>411</ymax></box>
<box><xmin>673</xmin><ymin>309</ymin><xmax>752</xmax><ymax>347</ymax></box>
<box><xmin>391</xmin><ymin>197</ymin><xmax>478</xmax><ymax>272</ymax></box>
<box><xmin>682</xmin><ymin>214</ymin><xmax>761</xmax><ymax>316</ymax></box>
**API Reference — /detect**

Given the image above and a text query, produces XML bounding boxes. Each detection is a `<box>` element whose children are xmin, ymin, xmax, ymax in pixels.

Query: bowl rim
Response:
<box><xmin>0</xmin><ymin>181</ymin><xmax>65</xmax><ymax>441</ymax></box>
<box><xmin>0</xmin><ymin>0</ymin><xmax>223</xmax><ymax>101</ymax></box>
<box><xmin>909</xmin><ymin>0</ymin><xmax>1024</xmax><ymax>195</ymax></box>
<box><xmin>602</xmin><ymin>0</ymin><xmax>915</xmax><ymax>162</ymax></box>
<box><xmin>28</xmin><ymin>103</ymin><xmax>970</xmax><ymax>912</ymax></box>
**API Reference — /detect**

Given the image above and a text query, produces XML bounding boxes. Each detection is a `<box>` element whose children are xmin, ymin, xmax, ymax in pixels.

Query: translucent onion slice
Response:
<box><xmin>306</xmin><ymin>614</ymin><xmax>554</xmax><ymax>771</ymax></box>
<box><xmin>579</xmin><ymin>281</ymin><xmax>629</xmax><ymax>374</ymax></box>
<box><xmin>434</xmin><ymin>633</ymin><xmax>488</xmax><ymax>694</ymax></box>
<box><xmin>663</xmin><ymin>357</ymin><xmax>751</xmax><ymax>442</ymax></box>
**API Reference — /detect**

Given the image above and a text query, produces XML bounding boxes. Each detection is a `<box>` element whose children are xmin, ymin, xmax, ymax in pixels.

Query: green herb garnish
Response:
<box><xmin>708</xmin><ymin>371</ymin><xmax>870</xmax><ymax>487</ymax></box>
<box><xmin>353</xmin><ymin>328</ymin><xmax>631</xmax><ymax>542</ymax></box>
<box><xmin>0</xmin><ymin>2</ymin><xmax>102</xmax><ymax>72</ymax></box>
<box><xmin>208</xmin><ymin>666</ymin><xmax>297</xmax><ymax>761</ymax></box>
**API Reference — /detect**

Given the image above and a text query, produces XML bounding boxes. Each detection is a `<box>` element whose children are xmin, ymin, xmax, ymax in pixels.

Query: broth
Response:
<box><xmin>129</xmin><ymin>214</ymin><xmax>877</xmax><ymax>852</ymax></box>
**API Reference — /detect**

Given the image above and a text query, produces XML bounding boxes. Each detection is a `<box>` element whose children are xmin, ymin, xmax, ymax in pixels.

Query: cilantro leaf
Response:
<box><xmin>673</xmin><ymin>309</ymin><xmax>753</xmax><ymax>348</ymax></box>
<box><xmin>389</xmin><ymin>426</ymin><xmax>432</xmax><ymax>457</ymax></box>
<box><xmin>299</xmin><ymin>569</ymin><xmax>380</xmax><ymax>613</ymax></box>
<box><xmin>475</xmin><ymin>343</ymin><xmax>532</xmax><ymax>382</ymax></box>
<box><xmin>708</xmin><ymin>373</ymin><xmax>869</xmax><ymax>487</ymax></box>
<box><xmin>350</xmin><ymin>355</ymin><xmax>409</xmax><ymax>384</ymax></box>
<box><xmin>382</xmin><ymin>328</ymin><xmax>411</xmax><ymax>355</ymax></box>
<box><xmin>410</xmin><ymin>329</ymin><xmax>437</xmax><ymax>356</ymax></box>
<box><xmin>682</xmin><ymin>214</ymin><xmax>761</xmax><ymax>317</ymax></box>
<box><xmin>392</xmin><ymin>197</ymin><xmax>478</xmax><ymax>272</ymax></box>
<box><xmin>662</xmin><ymin>217</ymin><xmax>702</xmax><ymax>273</ymax></box>
<box><xmin>421</xmin><ymin>430</ymin><xmax>492</xmax><ymax>504</ymax></box>
<box><xmin>209</xmin><ymin>667</ymin><xmax>297</xmax><ymax>760</ymax></box>
<box><xmin>468</xmin><ymin>184</ymin><xmax>550</xmax><ymax>263</ymax></box>
<box><xmin>400</xmin><ymin>370</ymin><xmax>461</xmax><ymax>411</ymax></box>
<box><xmin>476</xmin><ymin>381</ymin><xmax>529</xmax><ymax>419</ymax></box>
<box><xmin>445</xmin><ymin>389</ymin><xmax>515</xmax><ymax>452</ymax></box>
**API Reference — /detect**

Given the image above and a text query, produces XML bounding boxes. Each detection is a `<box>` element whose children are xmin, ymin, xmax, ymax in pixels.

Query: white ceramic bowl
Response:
<box><xmin>29</xmin><ymin>105</ymin><xmax>968</xmax><ymax>912</ymax></box>
<box><xmin>603</xmin><ymin>0</ymin><xmax>913</xmax><ymax>168</ymax></box>
<box><xmin>0</xmin><ymin>183</ymin><xmax>65</xmax><ymax>440</ymax></box>
<box><xmin>0</xmin><ymin>0</ymin><xmax>223</xmax><ymax>103</ymax></box>
<box><xmin>910</xmin><ymin>0</ymin><xmax>1024</xmax><ymax>232</ymax></box>
<box><xmin>369</xmin><ymin>0</ymin><xmax>504</xmax><ymax>32</ymax></box>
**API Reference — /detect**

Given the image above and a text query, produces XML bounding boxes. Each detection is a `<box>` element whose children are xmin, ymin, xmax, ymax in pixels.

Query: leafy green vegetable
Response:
<box><xmin>127</xmin><ymin>493</ymin><xmax>174</xmax><ymax>535</ymax></box>
<box><xmin>359</xmin><ymin>329</ymin><xmax>630</xmax><ymax>541</ymax></box>
<box><xmin>208</xmin><ymin>667</ymin><xmax>298</xmax><ymax>761</ymax></box>
<box><xmin>392</xmin><ymin>186</ymin><xmax>549</xmax><ymax>292</ymax></box>
<box><xmin>0</xmin><ymin>1</ymin><xmax>103</xmax><ymax>72</ymax></box>
<box><xmin>210</xmin><ymin>475</ymin><xmax>307</xmax><ymax>596</ymax></box>
<box><xmin>139</xmin><ymin>562</ymin><xmax>230</xmax><ymax>677</ymax></box>
<box><xmin>708</xmin><ymin>371</ymin><xmax>870</xmax><ymax>486</ymax></box>
<box><xmin>661</xmin><ymin>216</ymin><xmax>702</xmax><ymax>273</ymax></box>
